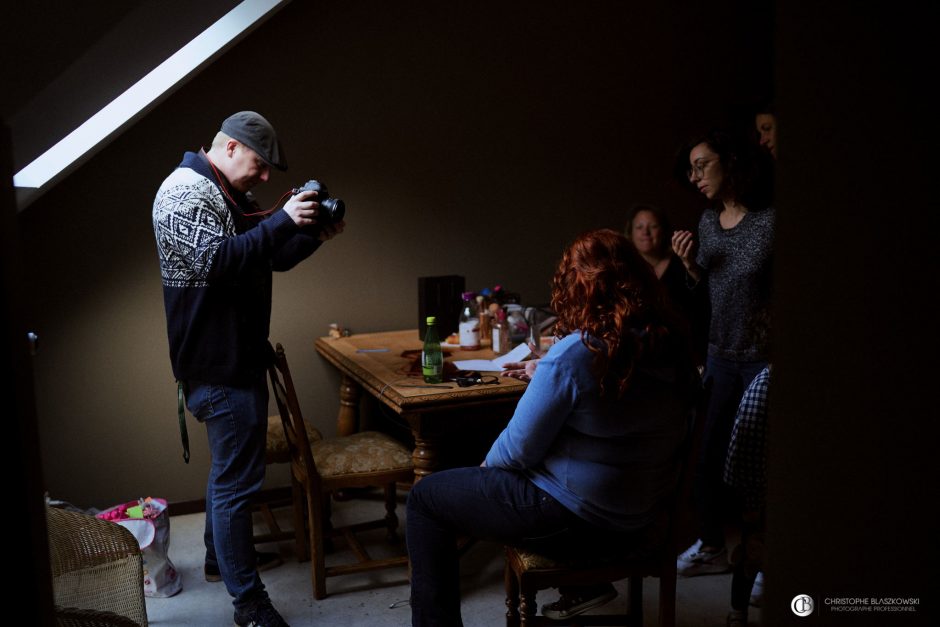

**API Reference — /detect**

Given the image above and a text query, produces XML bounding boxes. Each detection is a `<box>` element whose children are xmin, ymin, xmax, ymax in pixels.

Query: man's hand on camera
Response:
<box><xmin>283</xmin><ymin>190</ymin><xmax>318</xmax><ymax>227</ymax></box>
<box><xmin>318</xmin><ymin>219</ymin><xmax>346</xmax><ymax>242</ymax></box>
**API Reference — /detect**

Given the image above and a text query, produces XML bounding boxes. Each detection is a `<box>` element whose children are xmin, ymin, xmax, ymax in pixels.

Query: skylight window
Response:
<box><xmin>13</xmin><ymin>0</ymin><xmax>287</xmax><ymax>204</ymax></box>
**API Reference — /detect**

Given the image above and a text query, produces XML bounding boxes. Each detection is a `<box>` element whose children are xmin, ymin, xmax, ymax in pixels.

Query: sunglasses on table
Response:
<box><xmin>453</xmin><ymin>371</ymin><xmax>500</xmax><ymax>387</ymax></box>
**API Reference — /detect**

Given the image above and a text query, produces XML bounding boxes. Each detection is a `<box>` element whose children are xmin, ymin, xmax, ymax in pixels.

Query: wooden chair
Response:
<box><xmin>503</xmin><ymin>411</ymin><xmax>701</xmax><ymax>627</ymax></box>
<box><xmin>268</xmin><ymin>342</ymin><xmax>414</xmax><ymax>599</ymax></box>
<box><xmin>251</xmin><ymin>411</ymin><xmax>324</xmax><ymax>561</ymax></box>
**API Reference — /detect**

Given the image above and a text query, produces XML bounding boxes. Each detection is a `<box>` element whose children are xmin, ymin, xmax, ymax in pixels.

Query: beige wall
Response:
<box><xmin>16</xmin><ymin>2</ymin><xmax>771</xmax><ymax>508</ymax></box>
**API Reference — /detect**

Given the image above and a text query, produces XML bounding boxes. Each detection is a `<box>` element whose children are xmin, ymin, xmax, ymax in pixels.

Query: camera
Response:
<box><xmin>294</xmin><ymin>180</ymin><xmax>345</xmax><ymax>224</ymax></box>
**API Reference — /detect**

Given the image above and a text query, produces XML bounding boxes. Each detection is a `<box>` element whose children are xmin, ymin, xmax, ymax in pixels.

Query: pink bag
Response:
<box><xmin>96</xmin><ymin>497</ymin><xmax>182</xmax><ymax>597</ymax></box>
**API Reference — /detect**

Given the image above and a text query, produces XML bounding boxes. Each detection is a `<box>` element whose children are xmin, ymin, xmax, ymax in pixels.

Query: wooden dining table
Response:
<box><xmin>315</xmin><ymin>329</ymin><xmax>530</xmax><ymax>481</ymax></box>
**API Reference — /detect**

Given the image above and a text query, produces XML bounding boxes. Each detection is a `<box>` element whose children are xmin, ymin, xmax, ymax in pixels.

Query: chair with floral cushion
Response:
<box><xmin>268</xmin><ymin>342</ymin><xmax>414</xmax><ymax>599</ymax></box>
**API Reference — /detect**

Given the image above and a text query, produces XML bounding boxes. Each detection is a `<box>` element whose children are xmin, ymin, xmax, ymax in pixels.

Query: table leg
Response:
<box><xmin>337</xmin><ymin>374</ymin><xmax>361</xmax><ymax>436</ymax></box>
<box><xmin>407</xmin><ymin>413</ymin><xmax>441</xmax><ymax>483</ymax></box>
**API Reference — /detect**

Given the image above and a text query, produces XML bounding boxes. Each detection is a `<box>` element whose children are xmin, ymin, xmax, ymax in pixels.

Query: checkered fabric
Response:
<box><xmin>723</xmin><ymin>367</ymin><xmax>771</xmax><ymax>511</ymax></box>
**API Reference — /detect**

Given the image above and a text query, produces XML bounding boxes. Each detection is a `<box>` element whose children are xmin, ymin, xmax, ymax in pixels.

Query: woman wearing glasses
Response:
<box><xmin>406</xmin><ymin>229</ymin><xmax>700</xmax><ymax>625</ymax></box>
<box><xmin>671</xmin><ymin>129</ymin><xmax>774</xmax><ymax>578</ymax></box>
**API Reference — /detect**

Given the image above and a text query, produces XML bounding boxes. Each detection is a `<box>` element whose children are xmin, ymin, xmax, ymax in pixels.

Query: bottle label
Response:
<box><xmin>421</xmin><ymin>351</ymin><xmax>440</xmax><ymax>370</ymax></box>
<box><xmin>422</xmin><ymin>350</ymin><xmax>442</xmax><ymax>377</ymax></box>
<box><xmin>459</xmin><ymin>320</ymin><xmax>480</xmax><ymax>349</ymax></box>
<box><xmin>492</xmin><ymin>327</ymin><xmax>503</xmax><ymax>355</ymax></box>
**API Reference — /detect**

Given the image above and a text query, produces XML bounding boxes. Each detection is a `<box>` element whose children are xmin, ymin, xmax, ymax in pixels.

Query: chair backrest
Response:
<box><xmin>268</xmin><ymin>343</ymin><xmax>323</xmax><ymax>494</ymax></box>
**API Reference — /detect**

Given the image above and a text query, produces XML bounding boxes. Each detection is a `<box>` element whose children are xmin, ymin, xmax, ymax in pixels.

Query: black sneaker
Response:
<box><xmin>234</xmin><ymin>596</ymin><xmax>289</xmax><ymax>627</ymax></box>
<box><xmin>205</xmin><ymin>551</ymin><xmax>284</xmax><ymax>582</ymax></box>
<box><xmin>541</xmin><ymin>582</ymin><xmax>617</xmax><ymax>620</ymax></box>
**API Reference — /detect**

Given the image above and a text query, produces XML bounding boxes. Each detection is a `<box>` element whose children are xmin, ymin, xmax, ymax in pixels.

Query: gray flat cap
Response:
<box><xmin>220</xmin><ymin>111</ymin><xmax>288</xmax><ymax>171</ymax></box>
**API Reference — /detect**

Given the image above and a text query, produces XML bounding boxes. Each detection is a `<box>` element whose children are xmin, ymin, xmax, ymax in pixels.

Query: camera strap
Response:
<box><xmin>241</xmin><ymin>189</ymin><xmax>293</xmax><ymax>217</ymax></box>
<box><xmin>177</xmin><ymin>381</ymin><xmax>190</xmax><ymax>464</ymax></box>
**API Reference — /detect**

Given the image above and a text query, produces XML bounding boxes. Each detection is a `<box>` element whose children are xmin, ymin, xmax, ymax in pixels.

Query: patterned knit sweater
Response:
<box><xmin>153</xmin><ymin>150</ymin><xmax>320</xmax><ymax>384</ymax></box>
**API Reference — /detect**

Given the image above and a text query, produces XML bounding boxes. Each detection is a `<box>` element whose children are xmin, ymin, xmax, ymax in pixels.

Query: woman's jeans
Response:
<box><xmin>186</xmin><ymin>376</ymin><xmax>269</xmax><ymax>609</ymax></box>
<box><xmin>695</xmin><ymin>355</ymin><xmax>768</xmax><ymax>548</ymax></box>
<box><xmin>407</xmin><ymin>466</ymin><xmax>620</xmax><ymax>627</ymax></box>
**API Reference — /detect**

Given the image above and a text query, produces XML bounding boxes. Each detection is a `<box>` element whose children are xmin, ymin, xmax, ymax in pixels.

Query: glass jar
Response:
<box><xmin>458</xmin><ymin>292</ymin><xmax>481</xmax><ymax>350</ymax></box>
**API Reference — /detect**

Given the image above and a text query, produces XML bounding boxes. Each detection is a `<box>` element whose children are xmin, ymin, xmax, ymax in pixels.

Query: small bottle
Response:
<box><xmin>491</xmin><ymin>308</ymin><xmax>511</xmax><ymax>356</ymax></box>
<box><xmin>458</xmin><ymin>292</ymin><xmax>481</xmax><ymax>350</ymax></box>
<box><xmin>477</xmin><ymin>295</ymin><xmax>491</xmax><ymax>346</ymax></box>
<box><xmin>506</xmin><ymin>304</ymin><xmax>528</xmax><ymax>344</ymax></box>
<box><xmin>422</xmin><ymin>316</ymin><xmax>443</xmax><ymax>383</ymax></box>
<box><xmin>525</xmin><ymin>307</ymin><xmax>541</xmax><ymax>351</ymax></box>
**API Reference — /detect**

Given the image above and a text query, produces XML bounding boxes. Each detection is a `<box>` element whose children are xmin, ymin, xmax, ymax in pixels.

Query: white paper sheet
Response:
<box><xmin>453</xmin><ymin>342</ymin><xmax>532</xmax><ymax>372</ymax></box>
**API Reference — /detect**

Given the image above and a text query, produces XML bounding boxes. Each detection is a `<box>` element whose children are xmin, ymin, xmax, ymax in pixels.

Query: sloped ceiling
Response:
<box><xmin>2</xmin><ymin>0</ymin><xmax>250</xmax><ymax>202</ymax></box>
<box><xmin>1</xmin><ymin>2</ymin><xmax>144</xmax><ymax>121</ymax></box>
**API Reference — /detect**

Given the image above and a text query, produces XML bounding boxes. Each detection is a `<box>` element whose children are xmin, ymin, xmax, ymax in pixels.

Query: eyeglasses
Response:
<box><xmin>454</xmin><ymin>371</ymin><xmax>500</xmax><ymax>387</ymax></box>
<box><xmin>687</xmin><ymin>158</ymin><xmax>714</xmax><ymax>181</ymax></box>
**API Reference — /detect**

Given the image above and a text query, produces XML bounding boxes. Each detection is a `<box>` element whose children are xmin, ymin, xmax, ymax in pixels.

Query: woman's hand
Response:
<box><xmin>672</xmin><ymin>230</ymin><xmax>702</xmax><ymax>283</ymax></box>
<box><xmin>500</xmin><ymin>359</ymin><xmax>540</xmax><ymax>382</ymax></box>
<box><xmin>672</xmin><ymin>230</ymin><xmax>696</xmax><ymax>264</ymax></box>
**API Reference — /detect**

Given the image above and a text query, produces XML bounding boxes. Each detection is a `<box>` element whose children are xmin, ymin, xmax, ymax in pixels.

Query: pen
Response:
<box><xmin>356</xmin><ymin>348</ymin><xmax>390</xmax><ymax>353</ymax></box>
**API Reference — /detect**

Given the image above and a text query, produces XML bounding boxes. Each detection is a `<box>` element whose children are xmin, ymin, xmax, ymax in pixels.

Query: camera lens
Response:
<box><xmin>321</xmin><ymin>197</ymin><xmax>345</xmax><ymax>223</ymax></box>
<box><xmin>296</xmin><ymin>180</ymin><xmax>345</xmax><ymax>225</ymax></box>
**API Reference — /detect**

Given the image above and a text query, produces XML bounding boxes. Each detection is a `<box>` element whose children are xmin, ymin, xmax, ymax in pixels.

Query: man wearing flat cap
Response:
<box><xmin>153</xmin><ymin>111</ymin><xmax>343</xmax><ymax>627</ymax></box>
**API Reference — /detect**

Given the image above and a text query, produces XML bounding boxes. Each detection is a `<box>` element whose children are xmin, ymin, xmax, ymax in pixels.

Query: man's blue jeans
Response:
<box><xmin>186</xmin><ymin>376</ymin><xmax>269</xmax><ymax>609</ymax></box>
<box><xmin>407</xmin><ymin>466</ymin><xmax>627</xmax><ymax>627</ymax></box>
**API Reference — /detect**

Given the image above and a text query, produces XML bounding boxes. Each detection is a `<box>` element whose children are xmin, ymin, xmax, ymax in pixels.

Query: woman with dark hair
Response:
<box><xmin>754</xmin><ymin>102</ymin><xmax>778</xmax><ymax>159</ymax></box>
<box><xmin>406</xmin><ymin>229</ymin><xmax>699</xmax><ymax>626</ymax></box>
<box><xmin>671</xmin><ymin>129</ymin><xmax>774</xmax><ymax>578</ymax></box>
<box><xmin>625</xmin><ymin>203</ymin><xmax>709</xmax><ymax>366</ymax></box>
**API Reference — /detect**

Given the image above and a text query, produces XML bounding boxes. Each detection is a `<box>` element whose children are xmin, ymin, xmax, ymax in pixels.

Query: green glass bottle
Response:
<box><xmin>422</xmin><ymin>316</ymin><xmax>444</xmax><ymax>383</ymax></box>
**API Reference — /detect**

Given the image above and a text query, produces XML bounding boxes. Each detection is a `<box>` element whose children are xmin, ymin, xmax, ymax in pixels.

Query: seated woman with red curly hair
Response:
<box><xmin>406</xmin><ymin>229</ymin><xmax>700</xmax><ymax>626</ymax></box>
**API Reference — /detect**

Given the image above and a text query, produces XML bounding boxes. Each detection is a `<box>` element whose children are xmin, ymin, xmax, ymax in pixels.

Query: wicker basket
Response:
<box><xmin>47</xmin><ymin>507</ymin><xmax>148</xmax><ymax>627</ymax></box>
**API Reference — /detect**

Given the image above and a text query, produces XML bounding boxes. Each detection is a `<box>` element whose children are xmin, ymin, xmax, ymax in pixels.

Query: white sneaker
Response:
<box><xmin>749</xmin><ymin>571</ymin><xmax>764</xmax><ymax>607</ymax></box>
<box><xmin>677</xmin><ymin>539</ymin><xmax>731</xmax><ymax>576</ymax></box>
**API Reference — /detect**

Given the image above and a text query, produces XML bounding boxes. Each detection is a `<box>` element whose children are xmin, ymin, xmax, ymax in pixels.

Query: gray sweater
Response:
<box><xmin>696</xmin><ymin>207</ymin><xmax>775</xmax><ymax>361</ymax></box>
